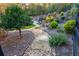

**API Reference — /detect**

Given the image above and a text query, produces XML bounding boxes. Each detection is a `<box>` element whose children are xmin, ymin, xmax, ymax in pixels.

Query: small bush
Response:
<box><xmin>60</xmin><ymin>12</ymin><xmax>64</xmax><ymax>16</ymax></box>
<box><xmin>46</xmin><ymin>16</ymin><xmax>53</xmax><ymax>22</ymax></box>
<box><xmin>49</xmin><ymin>21</ymin><xmax>58</xmax><ymax>28</ymax></box>
<box><xmin>63</xmin><ymin>20</ymin><xmax>76</xmax><ymax>33</ymax></box>
<box><xmin>49</xmin><ymin>33</ymin><xmax>67</xmax><ymax>47</ymax></box>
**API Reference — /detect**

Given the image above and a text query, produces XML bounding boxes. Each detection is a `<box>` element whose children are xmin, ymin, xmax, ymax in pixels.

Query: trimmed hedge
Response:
<box><xmin>49</xmin><ymin>21</ymin><xmax>58</xmax><ymax>28</ymax></box>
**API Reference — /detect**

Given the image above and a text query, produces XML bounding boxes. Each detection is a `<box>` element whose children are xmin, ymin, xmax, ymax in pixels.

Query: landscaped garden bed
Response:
<box><xmin>0</xmin><ymin>3</ymin><xmax>79</xmax><ymax>56</ymax></box>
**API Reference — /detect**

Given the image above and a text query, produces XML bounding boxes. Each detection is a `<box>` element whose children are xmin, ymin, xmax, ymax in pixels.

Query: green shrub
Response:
<box><xmin>63</xmin><ymin>20</ymin><xmax>76</xmax><ymax>33</ymax></box>
<box><xmin>49</xmin><ymin>21</ymin><xmax>58</xmax><ymax>28</ymax></box>
<box><xmin>60</xmin><ymin>12</ymin><xmax>64</xmax><ymax>16</ymax></box>
<box><xmin>46</xmin><ymin>16</ymin><xmax>53</xmax><ymax>22</ymax></box>
<box><xmin>49</xmin><ymin>33</ymin><xmax>67</xmax><ymax>47</ymax></box>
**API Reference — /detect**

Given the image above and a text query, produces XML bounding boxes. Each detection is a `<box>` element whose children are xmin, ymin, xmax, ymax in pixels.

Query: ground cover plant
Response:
<box><xmin>49</xmin><ymin>32</ymin><xmax>67</xmax><ymax>47</ymax></box>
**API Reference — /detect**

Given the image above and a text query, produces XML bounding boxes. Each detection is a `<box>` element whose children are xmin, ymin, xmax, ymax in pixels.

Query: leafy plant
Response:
<box><xmin>49</xmin><ymin>21</ymin><xmax>58</xmax><ymax>28</ymax></box>
<box><xmin>46</xmin><ymin>16</ymin><xmax>53</xmax><ymax>22</ymax></box>
<box><xmin>49</xmin><ymin>33</ymin><xmax>67</xmax><ymax>47</ymax></box>
<box><xmin>60</xmin><ymin>12</ymin><xmax>64</xmax><ymax>16</ymax></box>
<box><xmin>0</xmin><ymin>5</ymin><xmax>32</xmax><ymax>39</ymax></box>
<box><xmin>63</xmin><ymin>20</ymin><xmax>76</xmax><ymax>33</ymax></box>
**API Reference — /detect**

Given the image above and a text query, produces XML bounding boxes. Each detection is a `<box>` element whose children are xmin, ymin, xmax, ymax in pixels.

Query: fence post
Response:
<box><xmin>0</xmin><ymin>45</ymin><xmax>4</xmax><ymax>56</ymax></box>
<box><xmin>73</xmin><ymin>18</ymin><xmax>79</xmax><ymax>56</ymax></box>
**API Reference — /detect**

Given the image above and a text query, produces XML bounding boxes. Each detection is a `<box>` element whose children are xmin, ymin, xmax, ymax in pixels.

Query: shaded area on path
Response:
<box><xmin>1</xmin><ymin>30</ymin><xmax>35</xmax><ymax>56</ymax></box>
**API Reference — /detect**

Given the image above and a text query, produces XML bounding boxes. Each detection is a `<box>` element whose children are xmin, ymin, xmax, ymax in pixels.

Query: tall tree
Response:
<box><xmin>0</xmin><ymin>5</ymin><xmax>32</xmax><ymax>39</ymax></box>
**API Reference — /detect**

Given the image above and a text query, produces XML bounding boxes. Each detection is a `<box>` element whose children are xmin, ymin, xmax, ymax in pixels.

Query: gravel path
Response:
<box><xmin>23</xmin><ymin>28</ymin><xmax>52</xmax><ymax>56</ymax></box>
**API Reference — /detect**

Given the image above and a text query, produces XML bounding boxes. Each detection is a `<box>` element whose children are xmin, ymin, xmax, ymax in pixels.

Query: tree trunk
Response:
<box><xmin>19</xmin><ymin>29</ymin><xmax>21</xmax><ymax>40</ymax></box>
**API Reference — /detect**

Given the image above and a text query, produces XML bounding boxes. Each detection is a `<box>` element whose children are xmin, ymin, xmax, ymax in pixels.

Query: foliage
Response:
<box><xmin>47</xmin><ymin>4</ymin><xmax>72</xmax><ymax>13</ymax></box>
<box><xmin>49</xmin><ymin>21</ymin><xmax>58</xmax><ymax>28</ymax></box>
<box><xmin>47</xmin><ymin>4</ymin><xmax>58</xmax><ymax>13</ymax></box>
<box><xmin>54</xmin><ymin>12</ymin><xmax>65</xmax><ymax>23</ymax></box>
<box><xmin>57</xmin><ymin>25</ymin><xmax>65</xmax><ymax>33</ymax></box>
<box><xmin>23</xmin><ymin>3</ymin><xmax>73</xmax><ymax>16</ymax></box>
<box><xmin>0</xmin><ymin>5</ymin><xmax>32</xmax><ymax>39</ymax></box>
<box><xmin>22</xmin><ymin>25</ymin><xmax>35</xmax><ymax>29</ymax></box>
<box><xmin>0</xmin><ymin>5</ymin><xmax>32</xmax><ymax>30</ymax></box>
<box><xmin>21</xmin><ymin>14</ymin><xmax>33</xmax><ymax>26</ymax></box>
<box><xmin>65</xmin><ymin>5</ymin><xmax>78</xmax><ymax>20</ymax></box>
<box><xmin>26</xmin><ymin>4</ymin><xmax>46</xmax><ymax>16</ymax></box>
<box><xmin>60</xmin><ymin>12</ymin><xmax>64</xmax><ymax>16</ymax></box>
<box><xmin>45</xmin><ymin>15</ymin><xmax>53</xmax><ymax>22</ymax></box>
<box><xmin>70</xmin><ymin>5</ymin><xmax>78</xmax><ymax>16</ymax></box>
<box><xmin>63</xmin><ymin>20</ymin><xmax>76</xmax><ymax>33</ymax></box>
<box><xmin>49</xmin><ymin>32</ymin><xmax>67</xmax><ymax>47</ymax></box>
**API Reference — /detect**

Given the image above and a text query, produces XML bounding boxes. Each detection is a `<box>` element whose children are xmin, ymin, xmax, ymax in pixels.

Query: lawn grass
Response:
<box><xmin>22</xmin><ymin>24</ymin><xmax>35</xmax><ymax>29</ymax></box>
<box><xmin>8</xmin><ymin>24</ymin><xmax>35</xmax><ymax>31</ymax></box>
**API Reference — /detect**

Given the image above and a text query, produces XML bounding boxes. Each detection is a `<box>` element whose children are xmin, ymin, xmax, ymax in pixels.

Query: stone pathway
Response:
<box><xmin>23</xmin><ymin>28</ymin><xmax>52</xmax><ymax>56</ymax></box>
